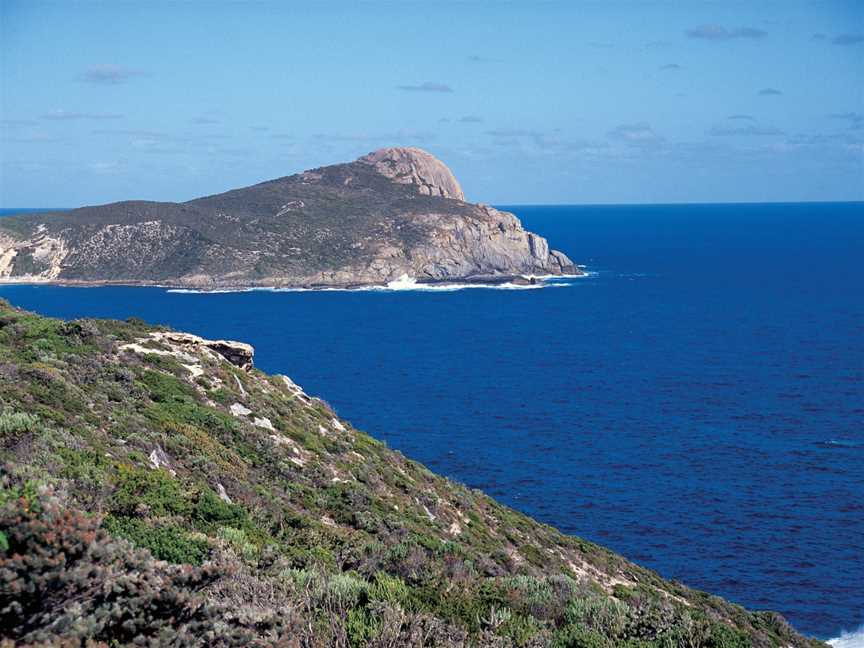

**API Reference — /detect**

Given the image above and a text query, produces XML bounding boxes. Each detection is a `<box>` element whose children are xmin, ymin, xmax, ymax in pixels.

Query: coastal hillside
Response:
<box><xmin>0</xmin><ymin>300</ymin><xmax>823</xmax><ymax>647</ymax></box>
<box><xmin>0</xmin><ymin>148</ymin><xmax>578</xmax><ymax>289</ymax></box>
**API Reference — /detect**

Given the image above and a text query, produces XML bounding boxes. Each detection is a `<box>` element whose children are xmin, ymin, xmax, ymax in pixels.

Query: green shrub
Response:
<box><xmin>139</xmin><ymin>368</ymin><xmax>196</xmax><ymax>402</ymax></box>
<box><xmin>103</xmin><ymin>515</ymin><xmax>209</xmax><ymax>564</ymax></box>
<box><xmin>553</xmin><ymin>624</ymin><xmax>611</xmax><ymax>648</ymax></box>
<box><xmin>370</xmin><ymin>570</ymin><xmax>410</xmax><ymax>605</ymax></box>
<box><xmin>501</xmin><ymin>574</ymin><xmax>556</xmax><ymax>619</ymax></box>
<box><xmin>326</xmin><ymin>572</ymin><xmax>370</xmax><ymax>611</ymax></box>
<box><xmin>707</xmin><ymin>623</ymin><xmax>752</xmax><ymax>648</ymax></box>
<box><xmin>194</xmin><ymin>488</ymin><xmax>248</xmax><ymax>527</ymax></box>
<box><xmin>217</xmin><ymin>526</ymin><xmax>258</xmax><ymax>561</ymax></box>
<box><xmin>563</xmin><ymin>596</ymin><xmax>629</xmax><ymax>640</ymax></box>
<box><xmin>57</xmin><ymin>447</ymin><xmax>111</xmax><ymax>484</ymax></box>
<box><xmin>0</xmin><ymin>411</ymin><xmax>40</xmax><ymax>437</ymax></box>
<box><xmin>346</xmin><ymin>606</ymin><xmax>375</xmax><ymax>647</ymax></box>
<box><xmin>0</xmin><ymin>481</ymin><xmax>274</xmax><ymax>644</ymax></box>
<box><xmin>110</xmin><ymin>464</ymin><xmax>190</xmax><ymax>516</ymax></box>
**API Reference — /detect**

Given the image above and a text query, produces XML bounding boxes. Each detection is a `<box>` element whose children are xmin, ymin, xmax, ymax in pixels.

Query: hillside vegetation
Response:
<box><xmin>0</xmin><ymin>300</ymin><xmax>823</xmax><ymax>647</ymax></box>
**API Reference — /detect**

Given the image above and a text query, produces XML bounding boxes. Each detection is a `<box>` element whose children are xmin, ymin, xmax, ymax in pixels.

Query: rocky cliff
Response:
<box><xmin>0</xmin><ymin>148</ymin><xmax>580</xmax><ymax>289</ymax></box>
<box><xmin>0</xmin><ymin>301</ymin><xmax>824</xmax><ymax>647</ymax></box>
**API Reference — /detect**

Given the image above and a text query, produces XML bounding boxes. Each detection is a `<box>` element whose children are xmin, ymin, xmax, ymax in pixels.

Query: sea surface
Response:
<box><xmin>1</xmin><ymin>203</ymin><xmax>862</xmax><ymax>641</ymax></box>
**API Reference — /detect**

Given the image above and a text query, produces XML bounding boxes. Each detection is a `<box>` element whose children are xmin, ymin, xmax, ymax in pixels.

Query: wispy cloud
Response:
<box><xmin>811</xmin><ymin>33</ymin><xmax>827</xmax><ymax>41</ymax></box>
<box><xmin>90</xmin><ymin>129</ymin><xmax>232</xmax><ymax>156</ymax></box>
<box><xmin>87</xmin><ymin>161</ymin><xmax>123</xmax><ymax>174</ymax></box>
<box><xmin>92</xmin><ymin>129</ymin><xmax>166</xmax><ymax>137</ymax></box>
<box><xmin>832</xmin><ymin>33</ymin><xmax>864</xmax><ymax>46</ymax></box>
<box><xmin>41</xmin><ymin>110</ymin><xmax>123</xmax><ymax>120</ymax></box>
<box><xmin>1</xmin><ymin>119</ymin><xmax>38</xmax><ymax>127</ymax></box>
<box><xmin>458</xmin><ymin>115</ymin><xmax>483</xmax><ymax>123</ymax></box>
<box><xmin>396</xmin><ymin>82</ymin><xmax>453</xmax><ymax>93</ymax></box>
<box><xmin>486</xmin><ymin>129</ymin><xmax>543</xmax><ymax>138</ymax></box>
<box><xmin>709</xmin><ymin>124</ymin><xmax>784</xmax><ymax>136</ymax></box>
<box><xmin>728</xmin><ymin>114</ymin><xmax>756</xmax><ymax>121</ymax></box>
<box><xmin>191</xmin><ymin>116</ymin><xmax>220</xmax><ymax>125</ymax></box>
<box><xmin>758</xmin><ymin>88</ymin><xmax>783</xmax><ymax>96</ymax></box>
<box><xmin>81</xmin><ymin>64</ymin><xmax>144</xmax><ymax>85</ymax></box>
<box><xmin>467</xmin><ymin>55</ymin><xmax>499</xmax><ymax>63</ymax></box>
<box><xmin>92</xmin><ymin>129</ymin><xmax>184</xmax><ymax>154</ymax></box>
<box><xmin>2</xmin><ymin>131</ymin><xmax>63</xmax><ymax>144</ymax></box>
<box><xmin>312</xmin><ymin>129</ymin><xmax>435</xmax><ymax>143</ymax></box>
<box><xmin>685</xmin><ymin>24</ymin><xmax>767</xmax><ymax>41</ymax></box>
<box><xmin>606</xmin><ymin>123</ymin><xmax>664</xmax><ymax>147</ymax></box>
<box><xmin>484</xmin><ymin>128</ymin><xmax>604</xmax><ymax>155</ymax></box>
<box><xmin>659</xmin><ymin>63</ymin><xmax>681</xmax><ymax>70</ymax></box>
<box><xmin>829</xmin><ymin>112</ymin><xmax>864</xmax><ymax>130</ymax></box>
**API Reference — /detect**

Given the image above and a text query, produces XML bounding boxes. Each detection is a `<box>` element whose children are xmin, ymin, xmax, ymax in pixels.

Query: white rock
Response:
<box><xmin>216</xmin><ymin>482</ymin><xmax>232</xmax><ymax>504</ymax></box>
<box><xmin>230</xmin><ymin>402</ymin><xmax>252</xmax><ymax>417</ymax></box>
<box><xmin>253</xmin><ymin>416</ymin><xmax>274</xmax><ymax>430</ymax></box>
<box><xmin>149</xmin><ymin>446</ymin><xmax>176</xmax><ymax>476</ymax></box>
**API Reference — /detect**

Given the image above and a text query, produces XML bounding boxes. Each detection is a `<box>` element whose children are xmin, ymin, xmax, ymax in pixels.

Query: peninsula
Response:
<box><xmin>0</xmin><ymin>148</ymin><xmax>580</xmax><ymax>289</ymax></box>
<box><xmin>0</xmin><ymin>301</ymin><xmax>823</xmax><ymax>646</ymax></box>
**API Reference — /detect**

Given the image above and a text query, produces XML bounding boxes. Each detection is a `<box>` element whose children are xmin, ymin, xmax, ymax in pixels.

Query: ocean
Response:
<box><xmin>1</xmin><ymin>203</ymin><xmax>862</xmax><ymax>641</ymax></box>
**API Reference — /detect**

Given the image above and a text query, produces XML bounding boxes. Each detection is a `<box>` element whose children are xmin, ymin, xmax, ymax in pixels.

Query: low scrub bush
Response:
<box><xmin>0</xmin><ymin>410</ymin><xmax>39</xmax><ymax>437</ymax></box>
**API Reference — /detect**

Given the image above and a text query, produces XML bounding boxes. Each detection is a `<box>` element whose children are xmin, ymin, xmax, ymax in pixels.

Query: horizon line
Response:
<box><xmin>1</xmin><ymin>199</ymin><xmax>863</xmax><ymax>212</ymax></box>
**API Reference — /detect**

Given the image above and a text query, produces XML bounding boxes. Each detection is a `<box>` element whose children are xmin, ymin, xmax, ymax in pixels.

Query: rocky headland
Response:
<box><xmin>0</xmin><ymin>300</ymin><xmax>825</xmax><ymax>646</ymax></box>
<box><xmin>0</xmin><ymin>148</ymin><xmax>580</xmax><ymax>290</ymax></box>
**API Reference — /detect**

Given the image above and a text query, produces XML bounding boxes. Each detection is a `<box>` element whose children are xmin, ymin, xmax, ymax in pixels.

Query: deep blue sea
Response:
<box><xmin>1</xmin><ymin>203</ymin><xmax>862</xmax><ymax>641</ymax></box>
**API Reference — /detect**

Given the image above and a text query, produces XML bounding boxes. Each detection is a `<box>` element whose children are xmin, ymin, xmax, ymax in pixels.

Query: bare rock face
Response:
<box><xmin>159</xmin><ymin>332</ymin><xmax>255</xmax><ymax>370</ymax></box>
<box><xmin>359</xmin><ymin>147</ymin><xmax>465</xmax><ymax>200</ymax></box>
<box><xmin>120</xmin><ymin>331</ymin><xmax>255</xmax><ymax>371</ymax></box>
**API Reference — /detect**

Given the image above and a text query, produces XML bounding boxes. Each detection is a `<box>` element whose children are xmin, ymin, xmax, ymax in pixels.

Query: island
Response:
<box><xmin>0</xmin><ymin>148</ymin><xmax>580</xmax><ymax>290</ymax></box>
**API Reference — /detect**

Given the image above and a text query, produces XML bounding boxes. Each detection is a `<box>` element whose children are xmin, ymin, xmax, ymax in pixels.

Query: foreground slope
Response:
<box><xmin>0</xmin><ymin>301</ymin><xmax>822</xmax><ymax>647</ymax></box>
<box><xmin>0</xmin><ymin>148</ymin><xmax>578</xmax><ymax>289</ymax></box>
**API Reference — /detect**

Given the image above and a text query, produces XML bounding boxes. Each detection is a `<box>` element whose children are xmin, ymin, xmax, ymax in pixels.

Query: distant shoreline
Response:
<box><xmin>0</xmin><ymin>270</ymin><xmax>587</xmax><ymax>292</ymax></box>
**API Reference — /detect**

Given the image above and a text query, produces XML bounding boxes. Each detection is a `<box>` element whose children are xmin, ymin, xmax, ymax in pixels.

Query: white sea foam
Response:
<box><xmin>166</xmin><ymin>288</ymin><xmax>253</xmax><ymax>294</ymax></box>
<box><xmin>828</xmin><ymin>626</ymin><xmax>864</xmax><ymax>648</ymax></box>
<box><xmin>166</xmin><ymin>273</ymin><xmax>586</xmax><ymax>294</ymax></box>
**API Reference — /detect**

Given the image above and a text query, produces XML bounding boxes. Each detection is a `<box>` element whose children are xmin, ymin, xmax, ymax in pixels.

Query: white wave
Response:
<box><xmin>166</xmin><ymin>273</ymin><xmax>582</xmax><ymax>294</ymax></box>
<box><xmin>166</xmin><ymin>288</ymin><xmax>253</xmax><ymax>294</ymax></box>
<box><xmin>372</xmin><ymin>274</ymin><xmax>545</xmax><ymax>291</ymax></box>
<box><xmin>829</xmin><ymin>626</ymin><xmax>864</xmax><ymax>648</ymax></box>
<box><xmin>525</xmin><ymin>271</ymin><xmax>594</xmax><ymax>281</ymax></box>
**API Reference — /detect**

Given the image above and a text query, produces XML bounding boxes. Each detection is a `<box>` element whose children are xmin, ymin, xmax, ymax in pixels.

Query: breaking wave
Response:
<box><xmin>814</xmin><ymin>439</ymin><xmax>863</xmax><ymax>449</ymax></box>
<box><xmin>828</xmin><ymin>625</ymin><xmax>864</xmax><ymax>648</ymax></box>
<box><xmin>166</xmin><ymin>273</ymin><xmax>591</xmax><ymax>294</ymax></box>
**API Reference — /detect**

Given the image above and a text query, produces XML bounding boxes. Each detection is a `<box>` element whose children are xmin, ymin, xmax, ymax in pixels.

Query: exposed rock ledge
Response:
<box><xmin>120</xmin><ymin>331</ymin><xmax>254</xmax><ymax>372</ymax></box>
<box><xmin>156</xmin><ymin>332</ymin><xmax>254</xmax><ymax>370</ymax></box>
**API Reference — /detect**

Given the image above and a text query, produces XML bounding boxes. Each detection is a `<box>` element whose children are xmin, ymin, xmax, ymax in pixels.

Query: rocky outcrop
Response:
<box><xmin>0</xmin><ymin>148</ymin><xmax>581</xmax><ymax>289</ymax></box>
<box><xmin>120</xmin><ymin>331</ymin><xmax>254</xmax><ymax>372</ymax></box>
<box><xmin>359</xmin><ymin>146</ymin><xmax>465</xmax><ymax>200</ymax></box>
<box><xmin>157</xmin><ymin>332</ymin><xmax>255</xmax><ymax>370</ymax></box>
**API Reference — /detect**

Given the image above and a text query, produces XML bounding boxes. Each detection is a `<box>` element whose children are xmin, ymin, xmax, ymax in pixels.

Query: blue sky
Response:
<box><xmin>1</xmin><ymin>1</ymin><xmax>862</xmax><ymax>206</ymax></box>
